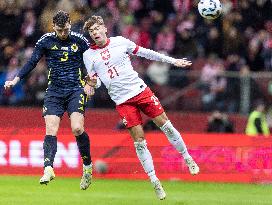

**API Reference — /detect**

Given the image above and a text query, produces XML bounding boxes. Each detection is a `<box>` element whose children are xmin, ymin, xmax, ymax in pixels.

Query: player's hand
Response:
<box><xmin>85</xmin><ymin>75</ymin><xmax>97</xmax><ymax>87</ymax></box>
<box><xmin>4</xmin><ymin>77</ymin><xmax>20</xmax><ymax>89</ymax></box>
<box><xmin>174</xmin><ymin>58</ymin><xmax>192</xmax><ymax>67</ymax></box>
<box><xmin>84</xmin><ymin>84</ymin><xmax>95</xmax><ymax>98</ymax></box>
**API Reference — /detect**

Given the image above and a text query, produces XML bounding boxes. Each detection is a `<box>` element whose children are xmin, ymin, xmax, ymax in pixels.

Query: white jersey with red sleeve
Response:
<box><xmin>83</xmin><ymin>36</ymin><xmax>177</xmax><ymax>105</ymax></box>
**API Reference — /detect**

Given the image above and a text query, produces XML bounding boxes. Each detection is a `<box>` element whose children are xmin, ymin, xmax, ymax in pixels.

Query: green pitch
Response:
<box><xmin>0</xmin><ymin>176</ymin><xmax>271</xmax><ymax>205</ymax></box>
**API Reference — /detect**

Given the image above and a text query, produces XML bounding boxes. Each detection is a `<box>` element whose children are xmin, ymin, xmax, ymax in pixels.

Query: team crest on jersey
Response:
<box><xmin>51</xmin><ymin>45</ymin><xmax>58</xmax><ymax>50</ymax></box>
<box><xmin>100</xmin><ymin>49</ymin><xmax>110</xmax><ymax>60</ymax></box>
<box><xmin>71</xmin><ymin>44</ymin><xmax>78</xmax><ymax>52</ymax></box>
<box><xmin>122</xmin><ymin>117</ymin><xmax>127</xmax><ymax>126</ymax></box>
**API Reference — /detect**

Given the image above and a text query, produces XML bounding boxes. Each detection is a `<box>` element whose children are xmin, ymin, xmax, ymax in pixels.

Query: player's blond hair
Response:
<box><xmin>83</xmin><ymin>15</ymin><xmax>104</xmax><ymax>31</ymax></box>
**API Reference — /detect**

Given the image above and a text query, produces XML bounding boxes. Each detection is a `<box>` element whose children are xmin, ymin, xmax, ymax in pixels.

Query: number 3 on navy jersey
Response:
<box><xmin>61</xmin><ymin>51</ymin><xmax>69</xmax><ymax>62</ymax></box>
<box><xmin>108</xmin><ymin>67</ymin><xmax>119</xmax><ymax>79</ymax></box>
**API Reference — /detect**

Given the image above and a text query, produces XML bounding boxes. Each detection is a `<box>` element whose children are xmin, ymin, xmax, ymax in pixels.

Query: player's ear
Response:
<box><xmin>52</xmin><ymin>23</ymin><xmax>56</xmax><ymax>30</ymax></box>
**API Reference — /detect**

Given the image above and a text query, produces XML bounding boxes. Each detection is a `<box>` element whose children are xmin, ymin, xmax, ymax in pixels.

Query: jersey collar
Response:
<box><xmin>90</xmin><ymin>38</ymin><xmax>110</xmax><ymax>50</ymax></box>
<box><xmin>54</xmin><ymin>32</ymin><xmax>71</xmax><ymax>41</ymax></box>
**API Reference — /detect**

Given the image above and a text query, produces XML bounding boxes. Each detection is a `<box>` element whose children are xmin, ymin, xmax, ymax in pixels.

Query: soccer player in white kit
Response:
<box><xmin>83</xmin><ymin>16</ymin><xmax>199</xmax><ymax>200</ymax></box>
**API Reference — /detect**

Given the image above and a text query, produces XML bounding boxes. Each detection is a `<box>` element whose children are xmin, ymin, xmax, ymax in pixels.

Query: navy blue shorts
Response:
<box><xmin>43</xmin><ymin>88</ymin><xmax>87</xmax><ymax>117</ymax></box>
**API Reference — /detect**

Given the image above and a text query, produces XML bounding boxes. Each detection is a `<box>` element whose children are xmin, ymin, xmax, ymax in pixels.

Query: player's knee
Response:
<box><xmin>46</xmin><ymin>125</ymin><xmax>58</xmax><ymax>136</ymax></box>
<box><xmin>153</xmin><ymin>113</ymin><xmax>169</xmax><ymax>127</ymax></box>
<box><xmin>72</xmin><ymin>126</ymin><xmax>84</xmax><ymax>136</ymax></box>
<box><xmin>134</xmin><ymin>139</ymin><xmax>147</xmax><ymax>150</ymax></box>
<box><xmin>135</xmin><ymin>137</ymin><xmax>145</xmax><ymax>143</ymax></box>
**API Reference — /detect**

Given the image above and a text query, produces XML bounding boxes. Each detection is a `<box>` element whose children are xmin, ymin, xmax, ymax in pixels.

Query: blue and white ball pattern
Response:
<box><xmin>198</xmin><ymin>0</ymin><xmax>222</xmax><ymax>20</ymax></box>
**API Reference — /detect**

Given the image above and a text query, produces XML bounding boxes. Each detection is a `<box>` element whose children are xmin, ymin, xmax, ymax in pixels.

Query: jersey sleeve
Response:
<box><xmin>80</xmin><ymin>39</ymin><xmax>90</xmax><ymax>77</ymax></box>
<box><xmin>135</xmin><ymin>47</ymin><xmax>177</xmax><ymax>64</ymax></box>
<box><xmin>79</xmin><ymin>35</ymin><xmax>90</xmax><ymax>52</ymax></box>
<box><xmin>119</xmin><ymin>36</ymin><xmax>138</xmax><ymax>55</ymax></box>
<box><xmin>120</xmin><ymin>36</ymin><xmax>176</xmax><ymax>64</ymax></box>
<box><xmin>17</xmin><ymin>37</ymin><xmax>45</xmax><ymax>79</ymax></box>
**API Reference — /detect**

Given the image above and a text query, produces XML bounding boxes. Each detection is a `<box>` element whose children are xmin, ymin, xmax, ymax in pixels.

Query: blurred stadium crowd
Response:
<box><xmin>0</xmin><ymin>0</ymin><xmax>271</xmax><ymax>113</ymax></box>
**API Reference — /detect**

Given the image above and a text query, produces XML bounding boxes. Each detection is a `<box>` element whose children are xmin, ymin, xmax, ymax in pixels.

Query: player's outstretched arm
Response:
<box><xmin>132</xmin><ymin>45</ymin><xmax>192</xmax><ymax>68</ymax></box>
<box><xmin>4</xmin><ymin>38</ymin><xmax>45</xmax><ymax>90</ymax></box>
<box><xmin>124</xmin><ymin>37</ymin><xmax>192</xmax><ymax>68</ymax></box>
<box><xmin>4</xmin><ymin>76</ymin><xmax>20</xmax><ymax>89</ymax></box>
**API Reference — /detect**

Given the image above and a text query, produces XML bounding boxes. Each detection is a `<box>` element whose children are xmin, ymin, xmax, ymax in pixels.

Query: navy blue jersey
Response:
<box><xmin>18</xmin><ymin>31</ymin><xmax>89</xmax><ymax>90</ymax></box>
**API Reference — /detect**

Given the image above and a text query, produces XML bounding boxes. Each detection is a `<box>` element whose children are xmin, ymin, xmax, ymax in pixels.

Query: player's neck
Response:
<box><xmin>96</xmin><ymin>38</ymin><xmax>110</xmax><ymax>48</ymax></box>
<box><xmin>97</xmin><ymin>38</ymin><xmax>106</xmax><ymax>46</ymax></box>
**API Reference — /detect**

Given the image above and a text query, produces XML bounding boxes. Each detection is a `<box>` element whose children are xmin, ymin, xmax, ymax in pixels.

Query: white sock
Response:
<box><xmin>160</xmin><ymin>120</ymin><xmax>191</xmax><ymax>160</ymax></box>
<box><xmin>83</xmin><ymin>163</ymin><xmax>92</xmax><ymax>169</ymax></box>
<box><xmin>134</xmin><ymin>140</ymin><xmax>158</xmax><ymax>183</ymax></box>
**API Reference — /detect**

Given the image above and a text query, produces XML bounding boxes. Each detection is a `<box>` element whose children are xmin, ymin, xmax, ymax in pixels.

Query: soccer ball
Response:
<box><xmin>198</xmin><ymin>0</ymin><xmax>222</xmax><ymax>20</ymax></box>
<box><xmin>94</xmin><ymin>159</ymin><xmax>108</xmax><ymax>174</ymax></box>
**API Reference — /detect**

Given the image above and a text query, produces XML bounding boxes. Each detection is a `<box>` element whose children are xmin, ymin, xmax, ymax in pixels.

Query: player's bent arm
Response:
<box><xmin>17</xmin><ymin>48</ymin><xmax>44</xmax><ymax>80</ymax></box>
<box><xmin>5</xmin><ymin>36</ymin><xmax>46</xmax><ymax>89</ymax></box>
<box><xmin>17</xmin><ymin>35</ymin><xmax>46</xmax><ymax>80</ymax></box>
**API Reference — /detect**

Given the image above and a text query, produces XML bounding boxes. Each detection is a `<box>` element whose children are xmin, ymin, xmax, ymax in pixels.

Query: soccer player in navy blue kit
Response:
<box><xmin>4</xmin><ymin>10</ymin><xmax>93</xmax><ymax>190</ymax></box>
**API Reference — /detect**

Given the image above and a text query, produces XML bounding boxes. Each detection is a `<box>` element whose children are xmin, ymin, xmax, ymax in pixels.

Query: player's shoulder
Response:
<box><xmin>70</xmin><ymin>31</ymin><xmax>89</xmax><ymax>44</ymax></box>
<box><xmin>112</xmin><ymin>36</ymin><xmax>125</xmax><ymax>40</ymax></box>
<box><xmin>83</xmin><ymin>46</ymin><xmax>95</xmax><ymax>57</ymax></box>
<box><xmin>37</xmin><ymin>32</ymin><xmax>55</xmax><ymax>44</ymax></box>
<box><xmin>111</xmin><ymin>36</ymin><xmax>128</xmax><ymax>42</ymax></box>
<box><xmin>110</xmin><ymin>36</ymin><xmax>133</xmax><ymax>47</ymax></box>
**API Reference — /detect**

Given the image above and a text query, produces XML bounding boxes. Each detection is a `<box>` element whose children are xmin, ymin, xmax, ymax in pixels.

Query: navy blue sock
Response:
<box><xmin>43</xmin><ymin>135</ymin><xmax>57</xmax><ymax>168</ymax></box>
<box><xmin>76</xmin><ymin>132</ymin><xmax>92</xmax><ymax>165</ymax></box>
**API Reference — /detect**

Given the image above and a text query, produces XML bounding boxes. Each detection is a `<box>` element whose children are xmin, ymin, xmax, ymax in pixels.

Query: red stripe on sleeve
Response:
<box><xmin>132</xmin><ymin>45</ymin><xmax>139</xmax><ymax>54</ymax></box>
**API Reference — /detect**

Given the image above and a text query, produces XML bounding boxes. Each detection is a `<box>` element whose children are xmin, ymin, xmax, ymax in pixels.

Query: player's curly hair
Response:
<box><xmin>53</xmin><ymin>10</ymin><xmax>70</xmax><ymax>27</ymax></box>
<box><xmin>83</xmin><ymin>15</ymin><xmax>104</xmax><ymax>31</ymax></box>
